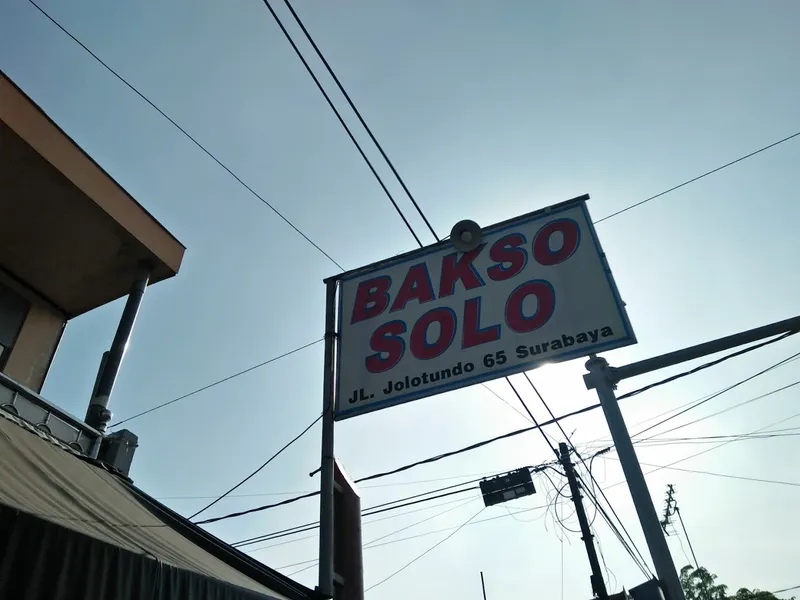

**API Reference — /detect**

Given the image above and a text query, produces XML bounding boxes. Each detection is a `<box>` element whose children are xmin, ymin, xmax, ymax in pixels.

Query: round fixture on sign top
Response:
<box><xmin>450</xmin><ymin>219</ymin><xmax>482</xmax><ymax>253</ymax></box>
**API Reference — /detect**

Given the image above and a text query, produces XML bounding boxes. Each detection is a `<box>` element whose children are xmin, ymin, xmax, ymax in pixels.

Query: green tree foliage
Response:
<box><xmin>680</xmin><ymin>566</ymin><xmax>793</xmax><ymax>600</ymax></box>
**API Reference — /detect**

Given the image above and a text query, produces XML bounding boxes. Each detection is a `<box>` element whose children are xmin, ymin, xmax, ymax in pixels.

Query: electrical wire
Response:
<box><xmin>245</xmin><ymin>494</ymin><xmax>476</xmax><ymax>554</ymax></box>
<box><xmin>362</xmin><ymin>504</ymin><xmax>548</xmax><ymax>549</ymax></box>
<box><xmin>506</xmin><ymin>377</ymin><xmax>559</xmax><ymax>456</ymax></box>
<box><xmin>160</xmin><ymin>469</ymin><xmax>504</xmax><ymax>501</ymax></box>
<box><xmin>584</xmin><ymin>341</ymin><xmax>800</xmax><ymax>455</ymax></box>
<box><xmin>635</xmin><ymin>377</ymin><xmax>800</xmax><ymax>443</ymax></box>
<box><xmin>629</xmin><ymin>432</ymin><xmax>800</xmax><ymax>448</ymax></box>
<box><xmin>193</xmin><ymin>405</ymin><xmax>579</xmax><ymax>524</ymax></box>
<box><xmin>675</xmin><ymin>507</ymin><xmax>699</xmax><ymax>568</ymax></box>
<box><xmin>280</xmin><ymin>0</ymin><xmax>800</xmax><ymax>245</ymax></box>
<box><xmin>258</xmin><ymin>0</ymin><xmax>423</xmax><ymax>246</ymax></box>
<box><xmin>271</xmin><ymin>0</ymin><xmax>589</xmax><ymax>458</ymax></box>
<box><xmin>600</xmin><ymin>407</ymin><xmax>800</xmax><ymax>492</ymax></box>
<box><xmin>111</xmin><ymin>338</ymin><xmax>323</xmax><ymax>427</ymax></box>
<box><xmin>579</xmin><ymin>474</ymin><xmax>653</xmax><ymax>579</ymax></box>
<box><xmin>198</xmin><ymin>334</ymin><xmax>799</xmax><ymax>527</ymax></box>
<box><xmin>271</xmin><ymin>502</ymin><xmax>550</xmax><ymax>576</ymax></box>
<box><xmin>231</xmin><ymin>465</ymin><xmax>543</xmax><ymax>546</ymax></box>
<box><xmin>189</xmin><ymin>414</ymin><xmax>322</xmax><ymax>520</ymax></box>
<box><xmin>604</xmin><ymin>456</ymin><xmax>800</xmax><ymax>489</ymax></box>
<box><xmin>481</xmin><ymin>382</ymin><xmax>536</xmax><ymax>424</ymax></box>
<box><xmin>617</xmin><ymin>331</ymin><xmax>798</xmax><ymax>403</ymax></box>
<box><xmin>210</xmin><ymin>483</ymin><xmax>476</xmax><ymax>530</ymax></box>
<box><xmin>195</xmin><ymin>490</ymin><xmax>319</xmax><ymax>526</ymax></box>
<box><xmin>364</xmin><ymin>506</ymin><xmax>486</xmax><ymax>592</ymax></box>
<box><xmin>198</xmin><ymin>333</ymin><xmax>797</xmax><ymax>527</ymax></box>
<box><xmin>519</xmin><ymin>371</ymin><xmax>643</xmax><ymax>582</ymax></box>
<box><xmin>592</xmin><ymin>130</ymin><xmax>800</xmax><ymax>224</ymax></box>
<box><xmin>588</xmin><ymin>355</ymin><xmax>800</xmax><ymax>448</ymax></box>
<box><xmin>772</xmin><ymin>585</ymin><xmax>800</xmax><ymax>595</ymax></box>
<box><xmin>279</xmin><ymin>0</ymin><xmax>439</xmax><ymax>242</ymax></box>
<box><xmin>630</xmin><ymin>345</ymin><xmax>800</xmax><ymax>438</ymax></box>
<box><xmin>25</xmin><ymin>0</ymin><xmax>344</xmax><ymax>271</ymax></box>
<box><xmin>595</xmin><ymin>530</ymin><xmax>618</xmax><ymax>593</ymax></box>
<box><xmin>277</xmin><ymin>496</ymin><xmax>479</xmax><ymax>574</ymax></box>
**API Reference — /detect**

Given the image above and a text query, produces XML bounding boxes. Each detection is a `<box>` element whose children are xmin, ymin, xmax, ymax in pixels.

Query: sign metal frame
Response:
<box><xmin>326</xmin><ymin>194</ymin><xmax>636</xmax><ymax>421</ymax></box>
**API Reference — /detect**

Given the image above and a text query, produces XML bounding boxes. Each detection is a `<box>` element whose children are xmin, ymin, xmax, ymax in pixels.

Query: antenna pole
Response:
<box><xmin>480</xmin><ymin>572</ymin><xmax>488</xmax><ymax>600</ymax></box>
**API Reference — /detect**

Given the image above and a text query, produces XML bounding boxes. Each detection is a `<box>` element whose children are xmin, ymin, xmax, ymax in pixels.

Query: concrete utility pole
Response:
<box><xmin>559</xmin><ymin>442</ymin><xmax>609</xmax><ymax>600</ymax></box>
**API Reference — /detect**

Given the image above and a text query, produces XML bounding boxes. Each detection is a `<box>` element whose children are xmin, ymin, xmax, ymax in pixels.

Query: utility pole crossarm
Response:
<box><xmin>661</xmin><ymin>485</ymin><xmax>676</xmax><ymax>535</ymax></box>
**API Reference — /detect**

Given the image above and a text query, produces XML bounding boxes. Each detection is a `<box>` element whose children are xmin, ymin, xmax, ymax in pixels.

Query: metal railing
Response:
<box><xmin>0</xmin><ymin>370</ymin><xmax>102</xmax><ymax>455</ymax></box>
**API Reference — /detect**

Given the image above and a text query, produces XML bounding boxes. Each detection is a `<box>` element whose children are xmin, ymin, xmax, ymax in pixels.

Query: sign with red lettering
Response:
<box><xmin>333</xmin><ymin>196</ymin><xmax>635</xmax><ymax>420</ymax></box>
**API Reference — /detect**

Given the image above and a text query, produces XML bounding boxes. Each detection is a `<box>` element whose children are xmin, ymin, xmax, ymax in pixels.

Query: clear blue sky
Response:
<box><xmin>2</xmin><ymin>0</ymin><xmax>800</xmax><ymax>597</ymax></box>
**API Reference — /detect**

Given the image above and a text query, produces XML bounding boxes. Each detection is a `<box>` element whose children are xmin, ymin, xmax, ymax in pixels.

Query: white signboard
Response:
<box><xmin>333</xmin><ymin>196</ymin><xmax>635</xmax><ymax>420</ymax></box>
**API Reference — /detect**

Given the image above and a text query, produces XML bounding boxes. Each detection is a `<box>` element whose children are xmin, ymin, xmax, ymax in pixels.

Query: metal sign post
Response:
<box><xmin>319</xmin><ymin>278</ymin><xmax>338</xmax><ymax>598</ymax></box>
<box><xmin>318</xmin><ymin>195</ymin><xmax>639</xmax><ymax>597</ymax></box>
<box><xmin>584</xmin><ymin>314</ymin><xmax>800</xmax><ymax>600</ymax></box>
<box><xmin>584</xmin><ymin>356</ymin><xmax>682</xmax><ymax>600</ymax></box>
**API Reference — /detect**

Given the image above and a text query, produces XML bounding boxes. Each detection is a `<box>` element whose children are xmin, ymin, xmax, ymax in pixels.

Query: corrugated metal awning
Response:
<box><xmin>0</xmin><ymin>410</ymin><xmax>313</xmax><ymax>600</ymax></box>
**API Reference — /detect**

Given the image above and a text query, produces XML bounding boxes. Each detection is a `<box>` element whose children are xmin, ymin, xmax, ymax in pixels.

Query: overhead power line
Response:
<box><xmin>518</xmin><ymin>372</ymin><xmax>651</xmax><ymax>579</ymax></box>
<box><xmin>772</xmin><ymin>585</ymin><xmax>800</xmax><ymax>595</ymax></box>
<box><xmin>279</xmin><ymin>0</ymin><xmax>438</xmax><ymax>242</ymax></box>
<box><xmin>234</xmin><ymin>465</ymin><xmax>548</xmax><ymax>548</ymax></box>
<box><xmin>617</xmin><ymin>331</ymin><xmax>797</xmax><ymax>403</ymax></box>
<box><xmin>636</xmin><ymin>376</ymin><xmax>800</xmax><ymax>442</ymax></box>
<box><xmin>112</xmin><ymin>338</ymin><xmax>323</xmax><ymax>427</ymax></box>
<box><xmin>30</xmin><ymin>0</ymin><xmax>800</xmax><ymax>443</ymax></box>
<box><xmin>200</xmin><ymin>482</ymin><xmax>477</xmax><ymax>528</ymax></box>
<box><xmin>247</xmin><ymin>444</ymin><xmax>800</xmax><ymax>561</ymax></box>
<box><xmin>630</xmin><ymin>344</ymin><xmax>800</xmax><ymax>439</ymax></box>
<box><xmin>189</xmin><ymin>414</ymin><xmax>323</xmax><ymax>521</ymax></box>
<box><xmin>365</xmin><ymin>506</ymin><xmax>486</xmax><ymax>592</ymax></box>
<box><xmin>26</xmin><ymin>0</ymin><xmax>344</xmax><ymax>270</ymax></box>
<box><xmin>258</xmin><ymin>0</ymin><xmax>423</xmax><ymax>246</ymax></box>
<box><xmin>232</xmin><ymin>485</ymin><xmax>479</xmax><ymax>543</ymax></box>
<box><xmin>263</xmin><ymin>0</ymin><xmax>547</xmax><ymax>434</ymax></box>
<box><xmin>198</xmin><ymin>333</ymin><xmax>796</xmax><ymax>526</ymax></box>
<box><xmin>276</xmin><ymin>497</ymin><xmax>479</xmax><ymax>575</ymax></box>
<box><xmin>668</xmin><ymin>462</ymin><xmax>800</xmax><ymax>489</ymax></box>
<box><xmin>161</xmin><ymin>469</ymin><xmax>505</xmax><ymax>501</ymax></box>
<box><xmin>579</xmin><ymin>473</ymin><xmax>654</xmax><ymax>579</ymax></box>
<box><xmin>282</xmin><ymin>0</ymin><xmax>800</xmax><ymax>236</ymax></box>
<box><xmin>597</xmin><ymin>407</ymin><xmax>800</xmax><ymax>492</ymax></box>
<box><xmin>249</xmin><ymin>495</ymin><xmax>479</xmax><ymax>555</ymax></box>
<box><xmin>585</xmin><ymin>351</ymin><xmax>800</xmax><ymax>449</ymax></box>
<box><xmin>630</xmin><ymin>430</ymin><xmax>800</xmax><ymax>447</ymax></box>
<box><xmin>604</xmin><ymin>456</ymin><xmax>800</xmax><ymax>489</ymax></box>
<box><xmin>592</xmin><ymin>130</ymin><xmax>800</xmax><ymax>224</ymax></box>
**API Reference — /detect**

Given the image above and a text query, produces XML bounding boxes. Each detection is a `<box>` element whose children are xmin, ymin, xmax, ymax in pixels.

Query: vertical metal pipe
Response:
<box><xmin>584</xmin><ymin>355</ymin><xmax>685</xmax><ymax>600</ymax></box>
<box><xmin>85</xmin><ymin>263</ymin><xmax>150</xmax><ymax>431</ymax></box>
<box><xmin>559</xmin><ymin>442</ymin><xmax>608</xmax><ymax>599</ymax></box>
<box><xmin>480</xmin><ymin>572</ymin><xmax>488</xmax><ymax>600</ymax></box>
<box><xmin>319</xmin><ymin>279</ymin><xmax>338</xmax><ymax>598</ymax></box>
